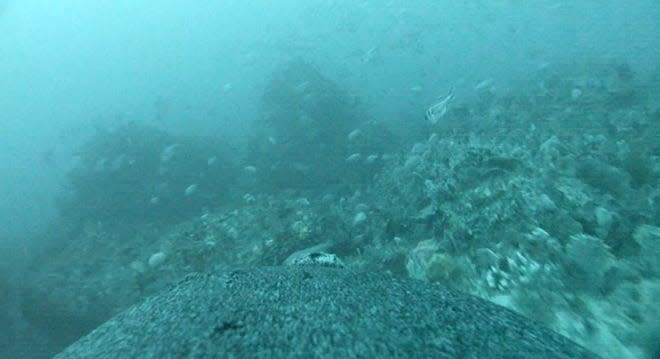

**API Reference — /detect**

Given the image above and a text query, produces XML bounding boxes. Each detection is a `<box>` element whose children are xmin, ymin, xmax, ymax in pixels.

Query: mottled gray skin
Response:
<box><xmin>55</xmin><ymin>266</ymin><xmax>598</xmax><ymax>359</ymax></box>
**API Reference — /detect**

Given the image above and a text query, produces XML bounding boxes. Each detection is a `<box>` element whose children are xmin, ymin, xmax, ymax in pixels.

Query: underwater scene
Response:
<box><xmin>1</xmin><ymin>1</ymin><xmax>659</xmax><ymax>358</ymax></box>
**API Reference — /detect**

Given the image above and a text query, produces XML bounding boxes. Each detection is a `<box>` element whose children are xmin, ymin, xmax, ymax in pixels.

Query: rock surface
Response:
<box><xmin>55</xmin><ymin>266</ymin><xmax>597</xmax><ymax>359</ymax></box>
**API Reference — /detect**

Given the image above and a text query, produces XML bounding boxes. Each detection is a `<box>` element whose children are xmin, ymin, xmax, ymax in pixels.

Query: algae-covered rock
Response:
<box><xmin>246</xmin><ymin>60</ymin><xmax>396</xmax><ymax>191</ymax></box>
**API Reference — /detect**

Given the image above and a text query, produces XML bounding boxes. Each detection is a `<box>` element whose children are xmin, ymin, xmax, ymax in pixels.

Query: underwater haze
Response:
<box><xmin>2</xmin><ymin>0</ymin><xmax>658</xmax><ymax>241</ymax></box>
<box><xmin>1</xmin><ymin>1</ymin><xmax>659</xmax><ymax>358</ymax></box>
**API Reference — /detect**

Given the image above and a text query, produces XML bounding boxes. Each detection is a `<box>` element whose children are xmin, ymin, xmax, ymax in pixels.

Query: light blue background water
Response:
<box><xmin>1</xmin><ymin>0</ymin><xmax>658</xmax><ymax>245</ymax></box>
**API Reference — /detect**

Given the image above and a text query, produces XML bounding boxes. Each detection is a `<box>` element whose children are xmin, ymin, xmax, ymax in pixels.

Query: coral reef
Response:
<box><xmin>20</xmin><ymin>60</ymin><xmax>660</xmax><ymax>358</ymax></box>
<box><xmin>245</xmin><ymin>60</ymin><xmax>397</xmax><ymax>191</ymax></box>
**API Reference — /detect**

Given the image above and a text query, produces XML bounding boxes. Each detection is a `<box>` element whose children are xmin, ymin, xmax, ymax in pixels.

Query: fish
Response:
<box><xmin>40</xmin><ymin>148</ymin><xmax>56</xmax><ymax>167</ymax></box>
<box><xmin>160</xmin><ymin>144</ymin><xmax>180</xmax><ymax>163</ymax></box>
<box><xmin>366</xmin><ymin>154</ymin><xmax>379</xmax><ymax>163</ymax></box>
<box><xmin>347</xmin><ymin>129</ymin><xmax>362</xmax><ymax>141</ymax></box>
<box><xmin>425</xmin><ymin>88</ymin><xmax>455</xmax><ymax>124</ymax></box>
<box><xmin>293</xmin><ymin>81</ymin><xmax>310</xmax><ymax>95</ymax></box>
<box><xmin>474</xmin><ymin>78</ymin><xmax>494</xmax><ymax>91</ymax></box>
<box><xmin>361</xmin><ymin>46</ymin><xmax>378</xmax><ymax>64</ymax></box>
<box><xmin>345</xmin><ymin>153</ymin><xmax>361</xmax><ymax>163</ymax></box>
<box><xmin>184</xmin><ymin>184</ymin><xmax>198</xmax><ymax>197</ymax></box>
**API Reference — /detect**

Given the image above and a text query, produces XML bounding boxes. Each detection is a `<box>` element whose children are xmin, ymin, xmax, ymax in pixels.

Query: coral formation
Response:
<box><xmin>19</xmin><ymin>60</ymin><xmax>660</xmax><ymax>359</ymax></box>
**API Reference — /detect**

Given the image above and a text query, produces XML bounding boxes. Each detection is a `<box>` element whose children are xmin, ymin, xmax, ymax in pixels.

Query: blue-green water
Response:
<box><xmin>1</xmin><ymin>1</ymin><xmax>658</xmax><ymax>358</ymax></box>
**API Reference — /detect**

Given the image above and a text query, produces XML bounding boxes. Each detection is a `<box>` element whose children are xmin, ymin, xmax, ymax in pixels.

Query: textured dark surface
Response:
<box><xmin>55</xmin><ymin>266</ymin><xmax>598</xmax><ymax>359</ymax></box>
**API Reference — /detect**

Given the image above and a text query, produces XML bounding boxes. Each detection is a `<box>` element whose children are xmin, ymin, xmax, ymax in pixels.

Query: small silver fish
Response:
<box><xmin>160</xmin><ymin>143</ymin><xmax>180</xmax><ymax>163</ymax></box>
<box><xmin>345</xmin><ymin>153</ymin><xmax>361</xmax><ymax>163</ymax></box>
<box><xmin>347</xmin><ymin>129</ymin><xmax>362</xmax><ymax>141</ymax></box>
<box><xmin>425</xmin><ymin>89</ymin><xmax>455</xmax><ymax>124</ymax></box>
<box><xmin>184</xmin><ymin>184</ymin><xmax>198</xmax><ymax>197</ymax></box>
<box><xmin>474</xmin><ymin>78</ymin><xmax>494</xmax><ymax>91</ymax></box>
<box><xmin>361</xmin><ymin>46</ymin><xmax>378</xmax><ymax>64</ymax></box>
